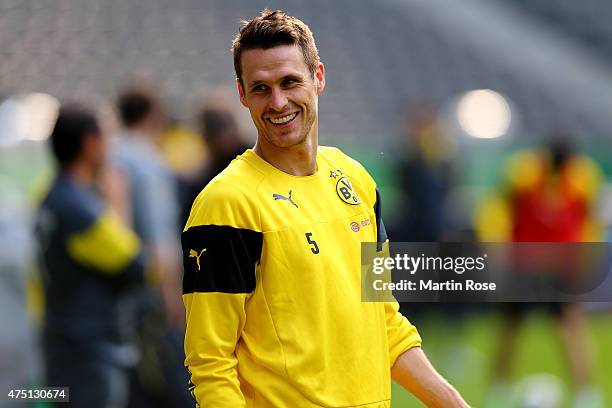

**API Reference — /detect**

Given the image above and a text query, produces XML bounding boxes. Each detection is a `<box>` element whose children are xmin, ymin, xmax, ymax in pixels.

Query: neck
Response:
<box><xmin>65</xmin><ymin>161</ymin><xmax>96</xmax><ymax>187</ymax></box>
<box><xmin>126</xmin><ymin>125</ymin><xmax>147</xmax><ymax>138</ymax></box>
<box><xmin>254</xmin><ymin>133</ymin><xmax>318</xmax><ymax>176</ymax></box>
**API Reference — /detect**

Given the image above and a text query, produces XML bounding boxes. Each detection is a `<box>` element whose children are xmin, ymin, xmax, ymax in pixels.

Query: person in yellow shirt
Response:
<box><xmin>182</xmin><ymin>9</ymin><xmax>469</xmax><ymax>407</ymax></box>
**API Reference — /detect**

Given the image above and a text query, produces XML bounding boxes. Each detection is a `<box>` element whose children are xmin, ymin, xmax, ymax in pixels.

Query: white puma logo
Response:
<box><xmin>273</xmin><ymin>190</ymin><xmax>298</xmax><ymax>208</ymax></box>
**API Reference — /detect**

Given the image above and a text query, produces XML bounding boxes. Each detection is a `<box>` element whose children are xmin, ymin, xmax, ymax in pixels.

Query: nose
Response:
<box><xmin>269</xmin><ymin>88</ymin><xmax>288</xmax><ymax>112</ymax></box>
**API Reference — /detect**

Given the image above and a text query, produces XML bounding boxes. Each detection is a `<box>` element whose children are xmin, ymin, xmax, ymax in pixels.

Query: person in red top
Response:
<box><xmin>510</xmin><ymin>139</ymin><xmax>595</xmax><ymax>242</ymax></box>
<box><xmin>476</xmin><ymin>136</ymin><xmax>605</xmax><ymax>408</ymax></box>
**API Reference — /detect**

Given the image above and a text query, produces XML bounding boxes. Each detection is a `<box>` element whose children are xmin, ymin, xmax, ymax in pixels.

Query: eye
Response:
<box><xmin>251</xmin><ymin>84</ymin><xmax>269</xmax><ymax>93</ymax></box>
<box><xmin>282</xmin><ymin>78</ymin><xmax>298</xmax><ymax>88</ymax></box>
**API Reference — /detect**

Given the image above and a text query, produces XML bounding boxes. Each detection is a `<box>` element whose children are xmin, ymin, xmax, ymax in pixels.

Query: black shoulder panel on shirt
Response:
<box><xmin>374</xmin><ymin>188</ymin><xmax>388</xmax><ymax>251</ymax></box>
<box><xmin>181</xmin><ymin>225</ymin><xmax>262</xmax><ymax>294</ymax></box>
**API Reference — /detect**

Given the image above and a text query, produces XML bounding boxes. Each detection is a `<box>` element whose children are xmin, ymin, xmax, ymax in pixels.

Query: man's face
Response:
<box><xmin>84</xmin><ymin>131</ymin><xmax>107</xmax><ymax>174</ymax></box>
<box><xmin>238</xmin><ymin>44</ymin><xmax>325</xmax><ymax>149</ymax></box>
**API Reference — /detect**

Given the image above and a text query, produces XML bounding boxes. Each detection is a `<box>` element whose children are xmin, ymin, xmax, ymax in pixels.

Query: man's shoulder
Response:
<box><xmin>113</xmin><ymin>135</ymin><xmax>170</xmax><ymax>178</ymax></box>
<box><xmin>203</xmin><ymin>152</ymin><xmax>265</xmax><ymax>199</ymax></box>
<box><xmin>185</xmin><ymin>154</ymin><xmax>263</xmax><ymax>231</ymax></box>
<box><xmin>44</xmin><ymin>177</ymin><xmax>97</xmax><ymax>209</ymax></box>
<box><xmin>40</xmin><ymin>176</ymin><xmax>103</xmax><ymax>233</ymax></box>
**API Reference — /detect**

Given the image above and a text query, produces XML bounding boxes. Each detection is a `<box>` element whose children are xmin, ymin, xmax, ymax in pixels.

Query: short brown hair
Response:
<box><xmin>50</xmin><ymin>103</ymin><xmax>100</xmax><ymax>167</ymax></box>
<box><xmin>231</xmin><ymin>9</ymin><xmax>320</xmax><ymax>84</ymax></box>
<box><xmin>117</xmin><ymin>86</ymin><xmax>159</xmax><ymax>128</ymax></box>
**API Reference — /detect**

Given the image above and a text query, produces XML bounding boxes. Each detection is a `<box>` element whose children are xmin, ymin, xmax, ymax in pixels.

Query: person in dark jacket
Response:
<box><xmin>36</xmin><ymin>104</ymin><xmax>145</xmax><ymax>407</ymax></box>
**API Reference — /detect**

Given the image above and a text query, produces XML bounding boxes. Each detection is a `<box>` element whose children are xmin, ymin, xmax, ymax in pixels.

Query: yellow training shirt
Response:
<box><xmin>182</xmin><ymin>146</ymin><xmax>421</xmax><ymax>407</ymax></box>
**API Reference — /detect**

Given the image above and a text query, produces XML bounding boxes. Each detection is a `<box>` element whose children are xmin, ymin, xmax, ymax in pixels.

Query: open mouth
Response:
<box><xmin>268</xmin><ymin>112</ymin><xmax>298</xmax><ymax>126</ymax></box>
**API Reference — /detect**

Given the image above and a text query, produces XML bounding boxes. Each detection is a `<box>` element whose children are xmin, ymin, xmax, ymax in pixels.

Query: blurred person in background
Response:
<box><xmin>390</xmin><ymin>102</ymin><xmax>457</xmax><ymax>243</ymax></box>
<box><xmin>178</xmin><ymin>105</ymin><xmax>250</xmax><ymax>225</ymax></box>
<box><xmin>158</xmin><ymin>117</ymin><xmax>208</xmax><ymax>211</ymax></box>
<box><xmin>475</xmin><ymin>135</ymin><xmax>605</xmax><ymax>408</ymax></box>
<box><xmin>112</xmin><ymin>86</ymin><xmax>191</xmax><ymax>407</ymax></box>
<box><xmin>390</xmin><ymin>103</ymin><xmax>471</xmax><ymax>369</ymax></box>
<box><xmin>0</xmin><ymin>181</ymin><xmax>39</xmax><ymax>408</ymax></box>
<box><xmin>36</xmin><ymin>104</ymin><xmax>145</xmax><ymax>407</ymax></box>
<box><xmin>0</xmin><ymin>105</ymin><xmax>40</xmax><ymax>406</ymax></box>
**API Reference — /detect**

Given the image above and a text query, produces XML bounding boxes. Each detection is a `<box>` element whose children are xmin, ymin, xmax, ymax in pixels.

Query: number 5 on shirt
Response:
<box><xmin>305</xmin><ymin>232</ymin><xmax>319</xmax><ymax>254</ymax></box>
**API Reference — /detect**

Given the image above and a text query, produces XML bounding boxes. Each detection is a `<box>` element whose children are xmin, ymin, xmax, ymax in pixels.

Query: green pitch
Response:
<box><xmin>391</xmin><ymin>311</ymin><xmax>612</xmax><ymax>407</ymax></box>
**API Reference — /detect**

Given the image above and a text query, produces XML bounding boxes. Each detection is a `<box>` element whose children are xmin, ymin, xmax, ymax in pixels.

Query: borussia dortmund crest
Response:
<box><xmin>336</xmin><ymin>176</ymin><xmax>362</xmax><ymax>205</ymax></box>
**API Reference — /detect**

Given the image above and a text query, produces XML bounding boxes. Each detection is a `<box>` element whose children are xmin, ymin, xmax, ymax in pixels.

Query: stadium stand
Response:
<box><xmin>2</xmin><ymin>0</ymin><xmax>612</xmax><ymax>144</ymax></box>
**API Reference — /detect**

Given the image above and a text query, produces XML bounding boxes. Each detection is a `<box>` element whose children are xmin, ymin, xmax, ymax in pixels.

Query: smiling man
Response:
<box><xmin>181</xmin><ymin>9</ymin><xmax>469</xmax><ymax>408</ymax></box>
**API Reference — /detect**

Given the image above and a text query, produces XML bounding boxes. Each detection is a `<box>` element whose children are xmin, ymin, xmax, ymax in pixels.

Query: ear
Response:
<box><xmin>314</xmin><ymin>62</ymin><xmax>326</xmax><ymax>96</ymax></box>
<box><xmin>237</xmin><ymin>79</ymin><xmax>248</xmax><ymax>107</ymax></box>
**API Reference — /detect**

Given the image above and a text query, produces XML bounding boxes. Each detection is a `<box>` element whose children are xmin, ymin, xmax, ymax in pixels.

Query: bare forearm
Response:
<box><xmin>391</xmin><ymin>347</ymin><xmax>470</xmax><ymax>408</ymax></box>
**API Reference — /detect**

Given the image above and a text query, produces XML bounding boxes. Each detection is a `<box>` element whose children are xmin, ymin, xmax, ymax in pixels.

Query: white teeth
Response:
<box><xmin>269</xmin><ymin>112</ymin><xmax>297</xmax><ymax>124</ymax></box>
